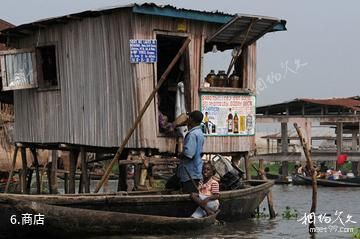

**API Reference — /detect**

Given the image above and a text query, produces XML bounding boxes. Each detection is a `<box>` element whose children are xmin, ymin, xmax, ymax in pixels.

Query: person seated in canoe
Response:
<box><xmin>190</xmin><ymin>162</ymin><xmax>220</xmax><ymax>218</ymax></box>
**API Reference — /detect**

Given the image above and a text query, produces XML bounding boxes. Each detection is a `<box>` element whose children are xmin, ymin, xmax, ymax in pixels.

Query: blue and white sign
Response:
<box><xmin>130</xmin><ymin>39</ymin><xmax>157</xmax><ymax>63</ymax></box>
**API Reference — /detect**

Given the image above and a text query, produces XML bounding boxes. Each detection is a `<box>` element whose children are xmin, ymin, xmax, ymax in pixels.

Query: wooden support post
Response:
<box><xmin>80</xmin><ymin>147</ymin><xmax>90</xmax><ymax>193</ymax></box>
<box><xmin>30</xmin><ymin>148</ymin><xmax>41</xmax><ymax>194</ymax></box>
<box><xmin>95</xmin><ymin>38</ymin><xmax>191</xmax><ymax>193</ymax></box>
<box><xmin>352</xmin><ymin>130</ymin><xmax>357</xmax><ymax>151</ymax></box>
<box><xmin>281</xmin><ymin>122</ymin><xmax>289</xmax><ymax>176</ymax></box>
<box><xmin>294</xmin><ymin>123</ymin><xmax>317</xmax><ymax>234</ymax></box>
<box><xmin>47</xmin><ymin>162</ymin><xmax>52</xmax><ymax>194</ymax></box>
<box><xmin>352</xmin><ymin>162</ymin><xmax>359</xmax><ymax>177</ymax></box>
<box><xmin>26</xmin><ymin>169</ymin><xmax>33</xmax><ymax>194</ymax></box>
<box><xmin>244</xmin><ymin>153</ymin><xmax>251</xmax><ymax>180</ymax></box>
<box><xmin>5</xmin><ymin>146</ymin><xmax>19</xmax><ymax>193</ymax></box>
<box><xmin>336</xmin><ymin>122</ymin><xmax>343</xmax><ymax>170</ymax></box>
<box><xmin>20</xmin><ymin>147</ymin><xmax>27</xmax><ymax>194</ymax></box>
<box><xmin>259</xmin><ymin>159</ymin><xmax>264</xmax><ymax>172</ymax></box>
<box><xmin>69</xmin><ymin>150</ymin><xmax>79</xmax><ymax>194</ymax></box>
<box><xmin>78</xmin><ymin>174</ymin><xmax>83</xmax><ymax>194</ymax></box>
<box><xmin>252</xmin><ymin>165</ymin><xmax>276</xmax><ymax>219</ymax></box>
<box><xmin>64</xmin><ymin>173</ymin><xmax>69</xmax><ymax>194</ymax></box>
<box><xmin>50</xmin><ymin>150</ymin><xmax>58</xmax><ymax>194</ymax></box>
<box><xmin>266</xmin><ymin>139</ymin><xmax>270</xmax><ymax>154</ymax></box>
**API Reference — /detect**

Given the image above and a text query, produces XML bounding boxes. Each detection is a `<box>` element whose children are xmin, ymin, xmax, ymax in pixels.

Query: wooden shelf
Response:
<box><xmin>199</xmin><ymin>87</ymin><xmax>253</xmax><ymax>94</ymax></box>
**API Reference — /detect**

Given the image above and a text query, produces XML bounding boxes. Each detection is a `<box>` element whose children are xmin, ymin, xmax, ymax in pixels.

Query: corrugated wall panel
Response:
<box><xmin>14</xmin><ymin>10</ymin><xmax>139</xmax><ymax>148</ymax></box>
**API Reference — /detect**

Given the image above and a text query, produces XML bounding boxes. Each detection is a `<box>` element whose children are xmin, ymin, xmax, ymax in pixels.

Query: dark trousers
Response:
<box><xmin>181</xmin><ymin>179</ymin><xmax>200</xmax><ymax>193</ymax></box>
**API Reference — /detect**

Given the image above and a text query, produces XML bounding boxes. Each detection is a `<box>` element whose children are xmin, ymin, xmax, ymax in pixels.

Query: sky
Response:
<box><xmin>1</xmin><ymin>0</ymin><xmax>359</xmax><ymax>106</ymax></box>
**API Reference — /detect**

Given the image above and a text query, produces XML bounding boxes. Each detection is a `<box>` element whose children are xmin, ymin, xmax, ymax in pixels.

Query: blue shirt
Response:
<box><xmin>178</xmin><ymin>126</ymin><xmax>204</xmax><ymax>182</ymax></box>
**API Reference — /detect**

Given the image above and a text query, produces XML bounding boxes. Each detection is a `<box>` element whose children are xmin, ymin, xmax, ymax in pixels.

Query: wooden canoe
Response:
<box><xmin>0</xmin><ymin>199</ymin><xmax>217</xmax><ymax>236</ymax></box>
<box><xmin>0</xmin><ymin>180</ymin><xmax>273</xmax><ymax>221</ymax></box>
<box><xmin>293</xmin><ymin>175</ymin><xmax>360</xmax><ymax>187</ymax></box>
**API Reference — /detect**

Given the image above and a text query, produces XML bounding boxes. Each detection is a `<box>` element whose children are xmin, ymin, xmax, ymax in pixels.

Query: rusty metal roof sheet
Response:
<box><xmin>300</xmin><ymin>98</ymin><xmax>360</xmax><ymax>111</ymax></box>
<box><xmin>257</xmin><ymin>96</ymin><xmax>360</xmax><ymax>115</ymax></box>
<box><xmin>0</xmin><ymin>19</ymin><xmax>14</xmax><ymax>50</ymax></box>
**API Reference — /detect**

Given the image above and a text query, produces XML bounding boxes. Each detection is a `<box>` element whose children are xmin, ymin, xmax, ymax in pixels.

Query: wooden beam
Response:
<box><xmin>5</xmin><ymin>146</ymin><xmax>18</xmax><ymax>193</ymax></box>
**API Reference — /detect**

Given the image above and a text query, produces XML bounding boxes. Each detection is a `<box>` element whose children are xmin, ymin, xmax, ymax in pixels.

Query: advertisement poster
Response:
<box><xmin>200</xmin><ymin>94</ymin><xmax>256</xmax><ymax>136</ymax></box>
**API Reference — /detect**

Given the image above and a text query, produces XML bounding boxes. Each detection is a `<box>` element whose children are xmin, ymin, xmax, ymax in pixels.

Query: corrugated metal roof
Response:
<box><xmin>0</xmin><ymin>19</ymin><xmax>14</xmax><ymax>50</ymax></box>
<box><xmin>301</xmin><ymin>98</ymin><xmax>360</xmax><ymax>111</ymax></box>
<box><xmin>0</xmin><ymin>3</ymin><xmax>286</xmax><ymax>42</ymax></box>
<box><xmin>207</xmin><ymin>14</ymin><xmax>286</xmax><ymax>46</ymax></box>
<box><xmin>257</xmin><ymin>97</ymin><xmax>360</xmax><ymax>115</ymax></box>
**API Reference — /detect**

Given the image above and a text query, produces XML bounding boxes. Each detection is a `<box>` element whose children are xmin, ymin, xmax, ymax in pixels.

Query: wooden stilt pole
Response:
<box><xmin>30</xmin><ymin>148</ymin><xmax>41</xmax><ymax>194</ymax></box>
<box><xmin>26</xmin><ymin>169</ymin><xmax>33</xmax><ymax>194</ymax></box>
<box><xmin>50</xmin><ymin>150</ymin><xmax>58</xmax><ymax>194</ymax></box>
<box><xmin>5</xmin><ymin>146</ymin><xmax>19</xmax><ymax>193</ymax></box>
<box><xmin>69</xmin><ymin>150</ymin><xmax>79</xmax><ymax>194</ymax></box>
<box><xmin>47</xmin><ymin>162</ymin><xmax>52</xmax><ymax>194</ymax></box>
<box><xmin>244</xmin><ymin>153</ymin><xmax>251</xmax><ymax>180</ymax></box>
<box><xmin>20</xmin><ymin>147</ymin><xmax>27</xmax><ymax>194</ymax></box>
<box><xmin>252</xmin><ymin>164</ymin><xmax>276</xmax><ymax>219</ymax></box>
<box><xmin>95</xmin><ymin>38</ymin><xmax>191</xmax><ymax>193</ymax></box>
<box><xmin>80</xmin><ymin>147</ymin><xmax>90</xmax><ymax>193</ymax></box>
<box><xmin>294</xmin><ymin>123</ymin><xmax>317</xmax><ymax>234</ymax></box>
<box><xmin>64</xmin><ymin>173</ymin><xmax>69</xmax><ymax>194</ymax></box>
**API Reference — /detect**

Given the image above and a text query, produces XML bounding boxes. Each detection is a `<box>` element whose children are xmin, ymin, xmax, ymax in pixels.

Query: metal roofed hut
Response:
<box><xmin>0</xmin><ymin>3</ymin><xmax>286</xmax><ymax>193</ymax></box>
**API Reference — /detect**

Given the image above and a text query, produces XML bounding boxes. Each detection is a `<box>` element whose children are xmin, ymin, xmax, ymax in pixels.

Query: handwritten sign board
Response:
<box><xmin>200</xmin><ymin>94</ymin><xmax>256</xmax><ymax>136</ymax></box>
<box><xmin>130</xmin><ymin>39</ymin><xmax>157</xmax><ymax>63</ymax></box>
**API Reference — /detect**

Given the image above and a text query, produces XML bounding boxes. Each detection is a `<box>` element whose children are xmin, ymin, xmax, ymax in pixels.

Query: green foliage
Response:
<box><xmin>282</xmin><ymin>206</ymin><xmax>298</xmax><ymax>220</ymax></box>
<box><xmin>255</xmin><ymin>207</ymin><xmax>269</xmax><ymax>219</ymax></box>
<box><xmin>250</xmin><ymin>162</ymin><xmax>297</xmax><ymax>176</ymax></box>
<box><xmin>353</xmin><ymin>228</ymin><xmax>360</xmax><ymax>239</ymax></box>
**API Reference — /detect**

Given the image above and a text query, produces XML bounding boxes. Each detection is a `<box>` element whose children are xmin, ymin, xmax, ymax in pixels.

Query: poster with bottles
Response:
<box><xmin>200</xmin><ymin>94</ymin><xmax>255</xmax><ymax>136</ymax></box>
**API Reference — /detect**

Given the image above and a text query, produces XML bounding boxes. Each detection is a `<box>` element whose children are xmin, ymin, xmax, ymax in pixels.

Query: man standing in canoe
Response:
<box><xmin>178</xmin><ymin>110</ymin><xmax>205</xmax><ymax>193</ymax></box>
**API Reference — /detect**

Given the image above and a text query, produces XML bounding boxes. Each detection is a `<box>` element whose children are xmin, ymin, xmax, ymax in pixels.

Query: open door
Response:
<box><xmin>156</xmin><ymin>34</ymin><xmax>190</xmax><ymax>135</ymax></box>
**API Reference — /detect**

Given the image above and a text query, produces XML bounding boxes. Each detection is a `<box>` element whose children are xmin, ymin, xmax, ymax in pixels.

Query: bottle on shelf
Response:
<box><xmin>227</xmin><ymin>108</ymin><xmax>233</xmax><ymax>133</ymax></box>
<box><xmin>233</xmin><ymin>112</ymin><xmax>239</xmax><ymax>134</ymax></box>
<box><xmin>240</xmin><ymin>115</ymin><xmax>246</xmax><ymax>132</ymax></box>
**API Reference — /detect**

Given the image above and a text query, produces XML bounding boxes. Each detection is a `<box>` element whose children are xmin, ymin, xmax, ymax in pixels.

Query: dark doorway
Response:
<box><xmin>156</xmin><ymin>35</ymin><xmax>189</xmax><ymax>131</ymax></box>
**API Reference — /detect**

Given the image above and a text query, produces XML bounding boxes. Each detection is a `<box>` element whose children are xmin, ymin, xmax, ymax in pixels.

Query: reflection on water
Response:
<box><xmin>87</xmin><ymin>185</ymin><xmax>359</xmax><ymax>239</ymax></box>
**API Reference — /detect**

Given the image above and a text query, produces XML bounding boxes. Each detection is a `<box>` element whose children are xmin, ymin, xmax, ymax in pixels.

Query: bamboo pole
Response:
<box><xmin>294</xmin><ymin>123</ymin><xmax>317</xmax><ymax>234</ymax></box>
<box><xmin>94</xmin><ymin>38</ymin><xmax>191</xmax><ymax>193</ymax></box>
<box><xmin>252</xmin><ymin>164</ymin><xmax>276</xmax><ymax>219</ymax></box>
<box><xmin>4</xmin><ymin>146</ymin><xmax>19</xmax><ymax>193</ymax></box>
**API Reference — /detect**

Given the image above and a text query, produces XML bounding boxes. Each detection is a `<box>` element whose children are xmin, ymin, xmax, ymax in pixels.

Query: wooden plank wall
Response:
<box><xmin>12</xmin><ymin>10</ymin><xmax>256</xmax><ymax>153</ymax></box>
<box><xmin>14</xmin><ymin>10</ymin><xmax>139</xmax><ymax>148</ymax></box>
